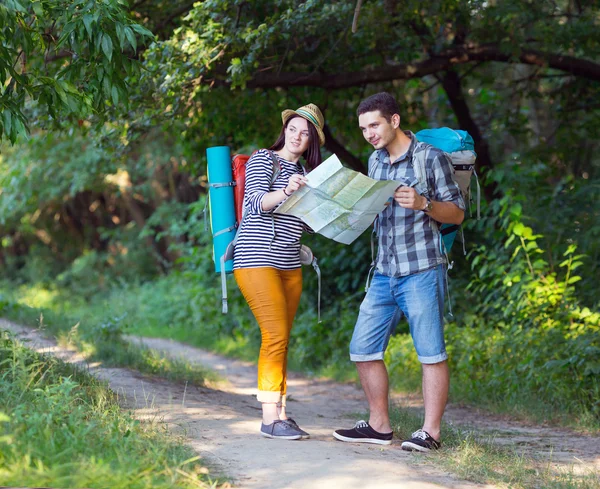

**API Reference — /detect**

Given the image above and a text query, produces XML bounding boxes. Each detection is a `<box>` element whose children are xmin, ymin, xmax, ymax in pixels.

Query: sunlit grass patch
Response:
<box><xmin>9</xmin><ymin>282</ymin><xmax>60</xmax><ymax>309</ymax></box>
<box><xmin>389</xmin><ymin>406</ymin><xmax>600</xmax><ymax>489</ymax></box>
<box><xmin>0</xmin><ymin>331</ymin><xmax>227</xmax><ymax>488</ymax></box>
<box><xmin>0</xmin><ymin>299</ymin><xmax>215</xmax><ymax>387</ymax></box>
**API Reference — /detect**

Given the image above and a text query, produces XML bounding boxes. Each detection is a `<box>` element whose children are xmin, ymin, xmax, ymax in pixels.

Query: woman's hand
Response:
<box><xmin>261</xmin><ymin>174</ymin><xmax>309</xmax><ymax>211</ymax></box>
<box><xmin>285</xmin><ymin>174</ymin><xmax>308</xmax><ymax>195</ymax></box>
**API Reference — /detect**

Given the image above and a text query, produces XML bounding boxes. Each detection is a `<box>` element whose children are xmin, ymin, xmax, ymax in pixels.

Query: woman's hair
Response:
<box><xmin>269</xmin><ymin>116</ymin><xmax>323</xmax><ymax>171</ymax></box>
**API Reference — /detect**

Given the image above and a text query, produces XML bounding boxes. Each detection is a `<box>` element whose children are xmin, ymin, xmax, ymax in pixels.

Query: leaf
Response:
<box><xmin>57</xmin><ymin>22</ymin><xmax>77</xmax><ymax>47</ymax></box>
<box><xmin>32</xmin><ymin>1</ymin><xmax>44</xmax><ymax>17</ymax></box>
<box><xmin>115</xmin><ymin>23</ymin><xmax>125</xmax><ymax>50</ymax></box>
<box><xmin>83</xmin><ymin>14</ymin><xmax>94</xmax><ymax>39</ymax></box>
<box><xmin>512</xmin><ymin>222</ymin><xmax>524</xmax><ymax>236</ymax></box>
<box><xmin>2</xmin><ymin>110</ymin><xmax>12</xmax><ymax>136</ymax></box>
<box><xmin>509</xmin><ymin>203</ymin><xmax>522</xmax><ymax>217</ymax></box>
<box><xmin>54</xmin><ymin>82</ymin><xmax>68</xmax><ymax>104</ymax></box>
<box><xmin>102</xmin><ymin>76</ymin><xmax>111</xmax><ymax>98</ymax></box>
<box><xmin>111</xmin><ymin>85</ymin><xmax>119</xmax><ymax>105</ymax></box>
<box><xmin>101</xmin><ymin>34</ymin><xmax>113</xmax><ymax>62</ymax></box>
<box><xmin>130</xmin><ymin>23</ymin><xmax>154</xmax><ymax>39</ymax></box>
<box><xmin>570</xmin><ymin>261</ymin><xmax>583</xmax><ymax>270</ymax></box>
<box><xmin>504</xmin><ymin>234</ymin><xmax>516</xmax><ymax>248</ymax></box>
<box><xmin>567</xmin><ymin>276</ymin><xmax>582</xmax><ymax>284</ymax></box>
<box><xmin>124</xmin><ymin>26</ymin><xmax>137</xmax><ymax>52</ymax></box>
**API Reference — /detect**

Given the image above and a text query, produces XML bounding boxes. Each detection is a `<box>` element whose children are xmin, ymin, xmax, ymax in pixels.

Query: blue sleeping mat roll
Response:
<box><xmin>206</xmin><ymin>146</ymin><xmax>236</xmax><ymax>274</ymax></box>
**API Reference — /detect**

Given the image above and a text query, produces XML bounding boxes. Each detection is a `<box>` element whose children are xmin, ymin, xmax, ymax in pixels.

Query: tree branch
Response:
<box><xmin>153</xmin><ymin>1</ymin><xmax>198</xmax><ymax>36</ymax></box>
<box><xmin>352</xmin><ymin>0</ymin><xmax>364</xmax><ymax>33</ymax></box>
<box><xmin>237</xmin><ymin>45</ymin><xmax>600</xmax><ymax>89</ymax></box>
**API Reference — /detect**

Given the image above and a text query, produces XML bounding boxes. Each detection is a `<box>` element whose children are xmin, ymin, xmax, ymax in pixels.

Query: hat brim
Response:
<box><xmin>282</xmin><ymin>109</ymin><xmax>325</xmax><ymax>146</ymax></box>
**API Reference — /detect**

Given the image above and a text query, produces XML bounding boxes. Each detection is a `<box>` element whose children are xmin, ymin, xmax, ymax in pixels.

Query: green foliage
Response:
<box><xmin>451</xmin><ymin>190</ymin><xmax>600</xmax><ymax>421</ymax></box>
<box><xmin>486</xmin><ymin>159</ymin><xmax>600</xmax><ymax>307</ymax></box>
<box><xmin>0</xmin><ymin>0</ymin><xmax>154</xmax><ymax>142</ymax></box>
<box><xmin>0</xmin><ymin>331</ymin><xmax>219</xmax><ymax>488</ymax></box>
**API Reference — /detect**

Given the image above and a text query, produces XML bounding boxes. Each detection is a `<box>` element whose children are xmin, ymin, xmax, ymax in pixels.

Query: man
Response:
<box><xmin>333</xmin><ymin>92</ymin><xmax>465</xmax><ymax>451</ymax></box>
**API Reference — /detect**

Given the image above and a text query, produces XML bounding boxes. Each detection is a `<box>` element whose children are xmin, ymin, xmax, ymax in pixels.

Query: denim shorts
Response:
<box><xmin>349</xmin><ymin>265</ymin><xmax>447</xmax><ymax>364</ymax></box>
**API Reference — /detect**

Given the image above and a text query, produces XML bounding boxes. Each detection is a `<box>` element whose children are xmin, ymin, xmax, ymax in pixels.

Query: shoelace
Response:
<box><xmin>355</xmin><ymin>420</ymin><xmax>369</xmax><ymax>429</ymax></box>
<box><xmin>411</xmin><ymin>429</ymin><xmax>429</xmax><ymax>440</ymax></box>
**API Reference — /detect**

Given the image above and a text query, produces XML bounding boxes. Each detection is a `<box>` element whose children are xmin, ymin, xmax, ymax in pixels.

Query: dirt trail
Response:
<box><xmin>3</xmin><ymin>319</ymin><xmax>598</xmax><ymax>488</ymax></box>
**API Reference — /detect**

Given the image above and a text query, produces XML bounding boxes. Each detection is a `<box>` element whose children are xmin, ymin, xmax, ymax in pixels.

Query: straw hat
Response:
<box><xmin>281</xmin><ymin>103</ymin><xmax>325</xmax><ymax>146</ymax></box>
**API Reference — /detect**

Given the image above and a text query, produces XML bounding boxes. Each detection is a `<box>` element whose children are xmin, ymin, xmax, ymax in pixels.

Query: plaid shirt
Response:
<box><xmin>369</xmin><ymin>131</ymin><xmax>465</xmax><ymax>277</ymax></box>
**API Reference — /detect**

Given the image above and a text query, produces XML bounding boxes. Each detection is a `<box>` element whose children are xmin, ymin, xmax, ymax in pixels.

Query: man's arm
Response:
<box><xmin>394</xmin><ymin>187</ymin><xmax>464</xmax><ymax>225</ymax></box>
<box><xmin>421</xmin><ymin>197</ymin><xmax>464</xmax><ymax>225</ymax></box>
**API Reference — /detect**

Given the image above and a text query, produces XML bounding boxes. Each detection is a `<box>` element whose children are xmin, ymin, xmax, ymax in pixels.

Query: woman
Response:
<box><xmin>233</xmin><ymin>103</ymin><xmax>325</xmax><ymax>440</ymax></box>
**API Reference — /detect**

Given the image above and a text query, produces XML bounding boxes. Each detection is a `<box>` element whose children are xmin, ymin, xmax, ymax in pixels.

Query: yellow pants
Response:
<box><xmin>234</xmin><ymin>267</ymin><xmax>302</xmax><ymax>405</ymax></box>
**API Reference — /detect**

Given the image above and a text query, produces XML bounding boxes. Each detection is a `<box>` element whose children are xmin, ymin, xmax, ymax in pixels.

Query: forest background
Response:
<box><xmin>0</xmin><ymin>0</ymin><xmax>599</xmax><ymax>431</ymax></box>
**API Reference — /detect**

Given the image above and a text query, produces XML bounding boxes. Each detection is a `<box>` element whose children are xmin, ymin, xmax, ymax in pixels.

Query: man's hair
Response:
<box><xmin>356</xmin><ymin>92</ymin><xmax>400</xmax><ymax>123</ymax></box>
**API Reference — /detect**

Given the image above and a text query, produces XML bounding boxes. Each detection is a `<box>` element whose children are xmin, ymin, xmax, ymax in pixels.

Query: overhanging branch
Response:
<box><xmin>240</xmin><ymin>45</ymin><xmax>600</xmax><ymax>89</ymax></box>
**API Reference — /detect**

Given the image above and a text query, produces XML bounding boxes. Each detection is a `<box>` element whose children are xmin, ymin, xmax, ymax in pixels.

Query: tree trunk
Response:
<box><xmin>440</xmin><ymin>69</ymin><xmax>498</xmax><ymax>201</ymax></box>
<box><xmin>323</xmin><ymin>124</ymin><xmax>366</xmax><ymax>174</ymax></box>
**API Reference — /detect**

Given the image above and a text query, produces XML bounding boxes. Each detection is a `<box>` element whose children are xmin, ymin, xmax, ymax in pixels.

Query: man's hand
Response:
<box><xmin>394</xmin><ymin>186</ymin><xmax>426</xmax><ymax>210</ymax></box>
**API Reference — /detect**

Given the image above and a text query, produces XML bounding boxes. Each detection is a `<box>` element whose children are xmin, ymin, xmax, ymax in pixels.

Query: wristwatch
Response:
<box><xmin>422</xmin><ymin>197</ymin><xmax>433</xmax><ymax>212</ymax></box>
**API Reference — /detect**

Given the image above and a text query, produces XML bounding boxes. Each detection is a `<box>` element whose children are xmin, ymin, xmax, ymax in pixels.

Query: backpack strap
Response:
<box><xmin>412</xmin><ymin>147</ymin><xmax>455</xmax><ymax>316</ymax></box>
<box><xmin>365</xmin><ymin>224</ymin><xmax>378</xmax><ymax>292</ymax></box>
<box><xmin>473</xmin><ymin>169</ymin><xmax>481</xmax><ymax>220</ymax></box>
<box><xmin>365</xmin><ymin>152</ymin><xmax>380</xmax><ymax>292</ymax></box>
<box><xmin>411</xmin><ymin>147</ymin><xmax>445</xmax><ymax>242</ymax></box>
<box><xmin>266</xmin><ymin>150</ymin><xmax>282</xmax><ymax>250</ymax></box>
<box><xmin>300</xmin><ymin>244</ymin><xmax>321</xmax><ymax>322</ymax></box>
<box><xmin>220</xmin><ymin>241</ymin><xmax>235</xmax><ymax>313</ymax></box>
<box><xmin>204</xmin><ymin>180</ymin><xmax>237</xmax><ymax>231</ymax></box>
<box><xmin>411</xmin><ymin>150</ymin><xmax>429</xmax><ymax>197</ymax></box>
<box><xmin>267</xmin><ymin>150</ymin><xmax>282</xmax><ymax>181</ymax></box>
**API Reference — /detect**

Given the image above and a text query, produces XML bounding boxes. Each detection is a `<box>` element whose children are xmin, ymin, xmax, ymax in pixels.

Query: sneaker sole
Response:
<box><xmin>333</xmin><ymin>431</ymin><xmax>392</xmax><ymax>445</ymax></box>
<box><xmin>261</xmin><ymin>432</ymin><xmax>302</xmax><ymax>440</ymax></box>
<box><xmin>401</xmin><ymin>441</ymin><xmax>432</xmax><ymax>452</ymax></box>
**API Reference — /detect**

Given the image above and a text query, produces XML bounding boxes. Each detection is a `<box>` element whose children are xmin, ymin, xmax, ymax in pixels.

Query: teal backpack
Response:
<box><xmin>415</xmin><ymin>127</ymin><xmax>481</xmax><ymax>255</ymax></box>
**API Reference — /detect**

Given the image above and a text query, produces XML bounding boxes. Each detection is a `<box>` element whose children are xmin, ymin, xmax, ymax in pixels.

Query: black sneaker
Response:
<box><xmin>260</xmin><ymin>420</ymin><xmax>303</xmax><ymax>440</ymax></box>
<box><xmin>333</xmin><ymin>420</ymin><xmax>393</xmax><ymax>445</ymax></box>
<box><xmin>285</xmin><ymin>418</ymin><xmax>310</xmax><ymax>439</ymax></box>
<box><xmin>401</xmin><ymin>429</ymin><xmax>441</xmax><ymax>452</ymax></box>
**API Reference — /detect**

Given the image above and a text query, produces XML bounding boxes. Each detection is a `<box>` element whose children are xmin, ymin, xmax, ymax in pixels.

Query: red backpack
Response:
<box><xmin>232</xmin><ymin>150</ymin><xmax>280</xmax><ymax>224</ymax></box>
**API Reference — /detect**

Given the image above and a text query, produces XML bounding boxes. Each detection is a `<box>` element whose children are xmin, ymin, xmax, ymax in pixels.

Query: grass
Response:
<box><xmin>0</xmin><ymin>292</ymin><xmax>218</xmax><ymax>387</ymax></box>
<box><xmin>0</xmin><ymin>330</ymin><xmax>228</xmax><ymax>489</ymax></box>
<box><xmin>1</xmin><ymin>279</ymin><xmax>598</xmax><ymax>489</ymax></box>
<box><xmin>389</xmin><ymin>406</ymin><xmax>600</xmax><ymax>489</ymax></box>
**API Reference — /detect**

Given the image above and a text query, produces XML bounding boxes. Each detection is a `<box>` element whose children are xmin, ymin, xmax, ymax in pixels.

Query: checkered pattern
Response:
<box><xmin>368</xmin><ymin>131</ymin><xmax>465</xmax><ymax>277</ymax></box>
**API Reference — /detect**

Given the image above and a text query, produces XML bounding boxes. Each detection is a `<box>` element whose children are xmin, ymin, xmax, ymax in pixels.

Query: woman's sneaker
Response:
<box><xmin>400</xmin><ymin>429</ymin><xmax>441</xmax><ymax>452</ymax></box>
<box><xmin>285</xmin><ymin>418</ymin><xmax>310</xmax><ymax>439</ymax></box>
<box><xmin>260</xmin><ymin>420</ymin><xmax>303</xmax><ymax>440</ymax></box>
<box><xmin>332</xmin><ymin>420</ymin><xmax>393</xmax><ymax>445</ymax></box>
